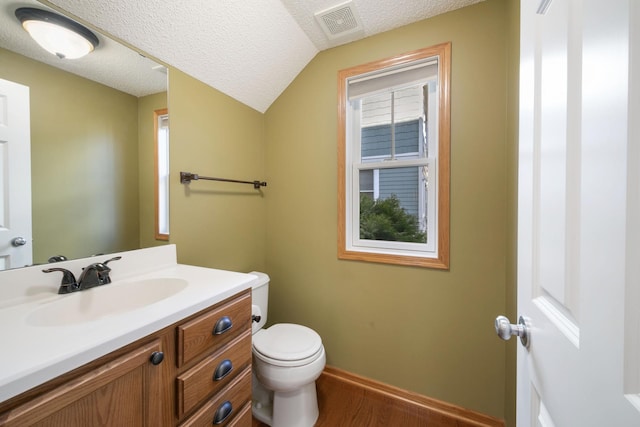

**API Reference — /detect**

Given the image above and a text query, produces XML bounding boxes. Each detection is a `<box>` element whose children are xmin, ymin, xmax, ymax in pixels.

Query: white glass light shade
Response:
<box><xmin>22</xmin><ymin>20</ymin><xmax>95</xmax><ymax>59</ymax></box>
<box><xmin>15</xmin><ymin>8</ymin><xmax>99</xmax><ymax>60</ymax></box>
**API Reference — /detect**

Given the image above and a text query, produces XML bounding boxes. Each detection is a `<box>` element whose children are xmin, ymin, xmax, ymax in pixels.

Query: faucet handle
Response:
<box><xmin>96</xmin><ymin>256</ymin><xmax>121</xmax><ymax>284</ymax></box>
<box><xmin>102</xmin><ymin>256</ymin><xmax>122</xmax><ymax>266</ymax></box>
<box><xmin>78</xmin><ymin>263</ymin><xmax>109</xmax><ymax>288</ymax></box>
<box><xmin>43</xmin><ymin>268</ymin><xmax>79</xmax><ymax>294</ymax></box>
<box><xmin>80</xmin><ymin>256</ymin><xmax>122</xmax><ymax>288</ymax></box>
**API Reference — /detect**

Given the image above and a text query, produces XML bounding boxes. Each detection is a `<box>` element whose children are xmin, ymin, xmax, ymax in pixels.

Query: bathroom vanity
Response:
<box><xmin>0</xmin><ymin>245</ymin><xmax>255</xmax><ymax>426</ymax></box>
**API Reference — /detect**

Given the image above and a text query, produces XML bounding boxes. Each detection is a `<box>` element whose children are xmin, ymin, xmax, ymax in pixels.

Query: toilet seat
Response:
<box><xmin>253</xmin><ymin>323</ymin><xmax>323</xmax><ymax>367</ymax></box>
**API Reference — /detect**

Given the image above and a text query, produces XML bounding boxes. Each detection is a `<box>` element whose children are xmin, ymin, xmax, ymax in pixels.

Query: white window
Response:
<box><xmin>155</xmin><ymin>109</ymin><xmax>169</xmax><ymax>240</ymax></box>
<box><xmin>338</xmin><ymin>44</ymin><xmax>450</xmax><ymax>268</ymax></box>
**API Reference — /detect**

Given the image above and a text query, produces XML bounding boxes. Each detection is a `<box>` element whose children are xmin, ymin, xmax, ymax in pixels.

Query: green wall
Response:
<box><xmin>504</xmin><ymin>2</ymin><xmax>520</xmax><ymax>426</ymax></box>
<box><xmin>0</xmin><ymin>48</ymin><xmax>142</xmax><ymax>263</ymax></box>
<box><xmin>264</xmin><ymin>0</ymin><xmax>516</xmax><ymax>421</ymax></box>
<box><xmin>167</xmin><ymin>68</ymin><xmax>267</xmax><ymax>273</ymax></box>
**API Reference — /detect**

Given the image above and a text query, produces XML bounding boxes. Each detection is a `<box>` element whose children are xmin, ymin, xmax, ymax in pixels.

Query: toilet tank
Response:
<box><xmin>248</xmin><ymin>271</ymin><xmax>269</xmax><ymax>334</ymax></box>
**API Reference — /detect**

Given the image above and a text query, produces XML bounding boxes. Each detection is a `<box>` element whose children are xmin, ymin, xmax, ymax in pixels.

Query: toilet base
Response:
<box><xmin>252</xmin><ymin>400</ymin><xmax>273</xmax><ymax>425</ymax></box>
<box><xmin>252</xmin><ymin>381</ymin><xmax>319</xmax><ymax>427</ymax></box>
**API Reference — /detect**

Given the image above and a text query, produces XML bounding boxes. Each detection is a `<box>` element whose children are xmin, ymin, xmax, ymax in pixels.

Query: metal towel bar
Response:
<box><xmin>180</xmin><ymin>171</ymin><xmax>267</xmax><ymax>189</ymax></box>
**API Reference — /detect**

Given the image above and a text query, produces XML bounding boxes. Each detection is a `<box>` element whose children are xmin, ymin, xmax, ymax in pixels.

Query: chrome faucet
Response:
<box><xmin>43</xmin><ymin>256</ymin><xmax>122</xmax><ymax>294</ymax></box>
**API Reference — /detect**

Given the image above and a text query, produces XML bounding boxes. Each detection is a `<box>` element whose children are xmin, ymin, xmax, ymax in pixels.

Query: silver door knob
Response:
<box><xmin>11</xmin><ymin>237</ymin><xmax>27</xmax><ymax>247</ymax></box>
<box><xmin>495</xmin><ymin>315</ymin><xmax>529</xmax><ymax>348</ymax></box>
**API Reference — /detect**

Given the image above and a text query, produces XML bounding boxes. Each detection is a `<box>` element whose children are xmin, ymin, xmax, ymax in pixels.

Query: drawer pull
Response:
<box><xmin>213</xmin><ymin>316</ymin><xmax>233</xmax><ymax>335</ymax></box>
<box><xmin>213</xmin><ymin>401</ymin><xmax>233</xmax><ymax>425</ymax></box>
<box><xmin>213</xmin><ymin>359</ymin><xmax>234</xmax><ymax>381</ymax></box>
<box><xmin>149</xmin><ymin>351</ymin><xmax>164</xmax><ymax>365</ymax></box>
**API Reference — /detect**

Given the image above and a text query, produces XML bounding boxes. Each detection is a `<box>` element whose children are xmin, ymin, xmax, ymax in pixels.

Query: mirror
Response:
<box><xmin>0</xmin><ymin>0</ymin><xmax>168</xmax><ymax>269</ymax></box>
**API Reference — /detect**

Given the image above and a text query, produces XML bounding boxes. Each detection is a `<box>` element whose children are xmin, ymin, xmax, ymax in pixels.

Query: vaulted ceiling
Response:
<box><xmin>41</xmin><ymin>0</ymin><xmax>483</xmax><ymax>112</ymax></box>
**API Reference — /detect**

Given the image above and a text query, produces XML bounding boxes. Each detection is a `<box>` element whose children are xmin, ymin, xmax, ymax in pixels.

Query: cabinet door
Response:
<box><xmin>0</xmin><ymin>339</ymin><xmax>163</xmax><ymax>427</ymax></box>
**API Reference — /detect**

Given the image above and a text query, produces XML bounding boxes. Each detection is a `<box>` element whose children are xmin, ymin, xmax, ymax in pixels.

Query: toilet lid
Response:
<box><xmin>253</xmin><ymin>323</ymin><xmax>322</xmax><ymax>362</ymax></box>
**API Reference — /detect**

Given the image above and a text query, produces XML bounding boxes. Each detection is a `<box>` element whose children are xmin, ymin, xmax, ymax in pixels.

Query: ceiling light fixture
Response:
<box><xmin>15</xmin><ymin>7</ymin><xmax>99</xmax><ymax>59</ymax></box>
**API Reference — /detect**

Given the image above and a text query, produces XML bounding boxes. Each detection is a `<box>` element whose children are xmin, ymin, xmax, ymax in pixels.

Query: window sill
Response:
<box><xmin>338</xmin><ymin>247</ymin><xmax>449</xmax><ymax>269</ymax></box>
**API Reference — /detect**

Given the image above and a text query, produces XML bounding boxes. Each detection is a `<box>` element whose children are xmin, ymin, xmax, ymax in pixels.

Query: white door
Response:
<box><xmin>500</xmin><ymin>0</ymin><xmax>640</xmax><ymax>425</ymax></box>
<box><xmin>0</xmin><ymin>78</ymin><xmax>32</xmax><ymax>269</ymax></box>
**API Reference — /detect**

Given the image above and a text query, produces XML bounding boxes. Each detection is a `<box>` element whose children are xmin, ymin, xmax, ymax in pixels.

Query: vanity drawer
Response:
<box><xmin>177</xmin><ymin>290</ymin><xmax>251</xmax><ymax>367</ymax></box>
<box><xmin>178</xmin><ymin>367</ymin><xmax>252</xmax><ymax>427</ymax></box>
<box><xmin>226</xmin><ymin>402</ymin><xmax>252</xmax><ymax>427</ymax></box>
<box><xmin>176</xmin><ymin>330</ymin><xmax>252</xmax><ymax>417</ymax></box>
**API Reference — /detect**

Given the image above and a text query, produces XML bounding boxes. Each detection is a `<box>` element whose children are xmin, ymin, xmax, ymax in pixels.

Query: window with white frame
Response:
<box><xmin>338</xmin><ymin>43</ymin><xmax>450</xmax><ymax>268</ymax></box>
<box><xmin>155</xmin><ymin>109</ymin><xmax>169</xmax><ymax>240</ymax></box>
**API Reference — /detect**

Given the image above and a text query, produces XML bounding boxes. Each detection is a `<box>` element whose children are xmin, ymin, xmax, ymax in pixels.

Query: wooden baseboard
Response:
<box><xmin>318</xmin><ymin>366</ymin><xmax>505</xmax><ymax>427</ymax></box>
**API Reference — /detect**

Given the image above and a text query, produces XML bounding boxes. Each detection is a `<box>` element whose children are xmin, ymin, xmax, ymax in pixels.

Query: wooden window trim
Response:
<box><xmin>154</xmin><ymin>108</ymin><xmax>169</xmax><ymax>241</ymax></box>
<box><xmin>337</xmin><ymin>43</ymin><xmax>451</xmax><ymax>269</ymax></box>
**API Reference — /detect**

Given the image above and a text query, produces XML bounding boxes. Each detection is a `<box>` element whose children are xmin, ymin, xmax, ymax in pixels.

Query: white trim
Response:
<box><xmin>346</xmin><ymin>72</ymin><xmax>438</xmax><ymax>257</ymax></box>
<box><xmin>355</xmin><ymin>157</ymin><xmax>429</xmax><ymax>170</ymax></box>
<box><xmin>348</xmin><ymin>242</ymin><xmax>438</xmax><ymax>259</ymax></box>
<box><xmin>157</xmin><ymin>113</ymin><xmax>170</xmax><ymax>236</ymax></box>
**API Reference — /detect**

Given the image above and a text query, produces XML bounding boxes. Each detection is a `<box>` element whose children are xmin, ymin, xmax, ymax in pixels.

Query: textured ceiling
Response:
<box><xmin>282</xmin><ymin>0</ymin><xmax>485</xmax><ymax>51</ymax></box>
<box><xmin>17</xmin><ymin>0</ymin><xmax>483</xmax><ymax>111</ymax></box>
<box><xmin>43</xmin><ymin>0</ymin><xmax>318</xmax><ymax>112</ymax></box>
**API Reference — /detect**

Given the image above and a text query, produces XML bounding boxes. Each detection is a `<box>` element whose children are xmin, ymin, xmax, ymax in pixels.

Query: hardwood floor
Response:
<box><xmin>251</xmin><ymin>367</ymin><xmax>504</xmax><ymax>427</ymax></box>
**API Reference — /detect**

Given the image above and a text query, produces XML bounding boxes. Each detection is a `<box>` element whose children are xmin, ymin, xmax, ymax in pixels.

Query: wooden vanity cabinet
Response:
<box><xmin>0</xmin><ymin>288</ymin><xmax>253</xmax><ymax>427</ymax></box>
<box><xmin>175</xmin><ymin>289</ymin><xmax>252</xmax><ymax>426</ymax></box>
<box><xmin>0</xmin><ymin>339</ymin><xmax>164</xmax><ymax>427</ymax></box>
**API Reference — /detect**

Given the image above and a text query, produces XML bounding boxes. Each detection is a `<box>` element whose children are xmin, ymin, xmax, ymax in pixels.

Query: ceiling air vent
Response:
<box><xmin>315</xmin><ymin>1</ymin><xmax>364</xmax><ymax>39</ymax></box>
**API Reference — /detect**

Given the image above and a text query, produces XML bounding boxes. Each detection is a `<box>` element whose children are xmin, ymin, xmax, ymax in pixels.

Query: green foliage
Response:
<box><xmin>359</xmin><ymin>194</ymin><xmax>426</xmax><ymax>243</ymax></box>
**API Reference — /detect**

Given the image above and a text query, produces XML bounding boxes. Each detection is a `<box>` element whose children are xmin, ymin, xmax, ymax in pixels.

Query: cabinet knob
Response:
<box><xmin>213</xmin><ymin>359</ymin><xmax>233</xmax><ymax>381</ymax></box>
<box><xmin>213</xmin><ymin>401</ymin><xmax>233</xmax><ymax>425</ymax></box>
<box><xmin>212</xmin><ymin>316</ymin><xmax>233</xmax><ymax>335</ymax></box>
<box><xmin>149</xmin><ymin>351</ymin><xmax>164</xmax><ymax>365</ymax></box>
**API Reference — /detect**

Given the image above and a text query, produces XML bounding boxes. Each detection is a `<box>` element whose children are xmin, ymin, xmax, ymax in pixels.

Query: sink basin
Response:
<box><xmin>26</xmin><ymin>278</ymin><xmax>188</xmax><ymax>327</ymax></box>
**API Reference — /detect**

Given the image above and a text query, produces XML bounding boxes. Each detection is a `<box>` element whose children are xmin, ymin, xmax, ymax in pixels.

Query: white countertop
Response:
<box><xmin>0</xmin><ymin>245</ymin><xmax>256</xmax><ymax>403</ymax></box>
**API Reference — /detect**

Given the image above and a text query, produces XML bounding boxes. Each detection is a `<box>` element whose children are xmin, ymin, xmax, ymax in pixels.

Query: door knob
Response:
<box><xmin>11</xmin><ymin>237</ymin><xmax>27</xmax><ymax>247</ymax></box>
<box><xmin>495</xmin><ymin>315</ymin><xmax>530</xmax><ymax>348</ymax></box>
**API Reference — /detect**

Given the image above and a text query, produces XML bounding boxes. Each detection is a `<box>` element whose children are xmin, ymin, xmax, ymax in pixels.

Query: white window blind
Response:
<box><xmin>347</xmin><ymin>59</ymin><xmax>438</xmax><ymax>100</ymax></box>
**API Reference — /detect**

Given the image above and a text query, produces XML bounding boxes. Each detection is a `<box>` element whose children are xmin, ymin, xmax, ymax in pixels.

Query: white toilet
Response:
<box><xmin>249</xmin><ymin>272</ymin><xmax>326</xmax><ymax>427</ymax></box>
